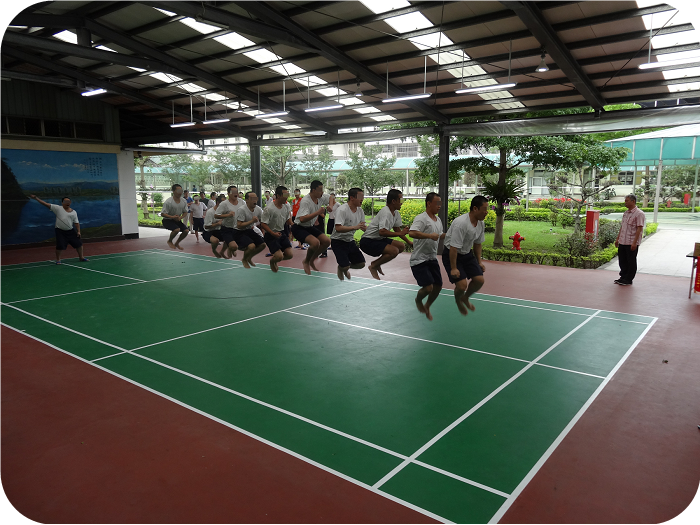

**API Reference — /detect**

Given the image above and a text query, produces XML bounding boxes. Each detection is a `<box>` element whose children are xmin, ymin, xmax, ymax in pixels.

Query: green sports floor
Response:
<box><xmin>0</xmin><ymin>248</ymin><xmax>657</xmax><ymax>523</ymax></box>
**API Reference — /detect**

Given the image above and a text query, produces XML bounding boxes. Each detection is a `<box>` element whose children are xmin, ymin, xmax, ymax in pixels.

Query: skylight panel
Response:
<box><xmin>154</xmin><ymin>7</ymin><xmax>176</xmax><ymax>16</ymax></box>
<box><xmin>214</xmin><ymin>33</ymin><xmax>255</xmax><ymax>50</ymax></box>
<box><xmin>180</xmin><ymin>17</ymin><xmax>220</xmax><ymax>34</ymax></box>
<box><xmin>150</xmin><ymin>72</ymin><xmax>182</xmax><ymax>83</ymax></box>
<box><xmin>244</xmin><ymin>48</ymin><xmax>281</xmax><ymax>64</ymax></box>
<box><xmin>95</xmin><ymin>45</ymin><xmax>115</xmax><ymax>52</ymax></box>
<box><xmin>385</xmin><ymin>12</ymin><xmax>433</xmax><ymax>33</ymax></box>
<box><xmin>293</xmin><ymin>76</ymin><xmax>327</xmax><ymax>86</ymax></box>
<box><xmin>360</xmin><ymin>1</ymin><xmax>410</xmax><ymax>15</ymax></box>
<box><xmin>338</xmin><ymin>97</ymin><xmax>363</xmax><ymax>106</ymax></box>
<box><xmin>409</xmin><ymin>32</ymin><xmax>452</xmax><ymax>50</ymax></box>
<box><xmin>205</xmin><ymin>93</ymin><xmax>227</xmax><ymax>101</ymax></box>
<box><xmin>281</xmin><ymin>125</ymin><xmax>302</xmax><ymax>129</ymax></box>
<box><xmin>270</xmin><ymin>64</ymin><xmax>306</xmax><ymax>76</ymax></box>
<box><xmin>371</xmin><ymin>115</ymin><xmax>397</xmax><ymax>121</ymax></box>
<box><xmin>314</xmin><ymin>87</ymin><xmax>348</xmax><ymax>97</ymax></box>
<box><xmin>262</xmin><ymin>118</ymin><xmax>285</xmax><ymax>123</ymax></box>
<box><xmin>54</xmin><ymin>30</ymin><xmax>77</xmax><ymax>44</ymax></box>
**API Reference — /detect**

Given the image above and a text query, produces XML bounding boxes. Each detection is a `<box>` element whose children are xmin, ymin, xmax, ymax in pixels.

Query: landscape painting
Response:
<box><xmin>1</xmin><ymin>149</ymin><xmax>122</xmax><ymax>246</ymax></box>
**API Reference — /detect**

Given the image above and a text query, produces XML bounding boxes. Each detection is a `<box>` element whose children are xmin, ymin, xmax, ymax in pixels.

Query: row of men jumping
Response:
<box><xmin>161</xmin><ymin>182</ymin><xmax>489</xmax><ymax>320</ymax></box>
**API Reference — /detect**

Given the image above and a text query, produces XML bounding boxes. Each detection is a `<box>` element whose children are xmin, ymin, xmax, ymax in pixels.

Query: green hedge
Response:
<box><xmin>481</xmin><ymin>244</ymin><xmax>618</xmax><ymax>269</ymax></box>
<box><xmin>600</xmin><ymin>206</ymin><xmax>700</xmax><ymax>213</ymax></box>
<box><xmin>503</xmin><ymin>210</ymin><xmax>551</xmax><ymax>222</ymax></box>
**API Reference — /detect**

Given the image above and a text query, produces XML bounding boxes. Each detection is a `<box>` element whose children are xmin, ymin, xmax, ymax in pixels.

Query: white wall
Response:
<box><xmin>117</xmin><ymin>151</ymin><xmax>138</xmax><ymax>235</ymax></box>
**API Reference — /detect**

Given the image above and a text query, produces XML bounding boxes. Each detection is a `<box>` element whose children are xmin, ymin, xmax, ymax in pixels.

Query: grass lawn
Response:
<box><xmin>484</xmin><ymin>221</ymin><xmax>572</xmax><ymax>252</ymax></box>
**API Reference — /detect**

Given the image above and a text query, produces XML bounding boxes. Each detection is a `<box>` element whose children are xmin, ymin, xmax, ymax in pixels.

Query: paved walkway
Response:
<box><xmin>599</xmin><ymin>212</ymin><xmax>700</xmax><ymax>278</ymax></box>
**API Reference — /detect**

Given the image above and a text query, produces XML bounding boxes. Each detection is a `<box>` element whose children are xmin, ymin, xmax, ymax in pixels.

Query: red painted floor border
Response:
<box><xmin>2</xmin><ymin>234</ymin><xmax>700</xmax><ymax>523</ymax></box>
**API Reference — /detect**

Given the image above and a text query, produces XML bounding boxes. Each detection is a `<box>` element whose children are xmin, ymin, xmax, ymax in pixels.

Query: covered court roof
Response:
<box><xmin>4</xmin><ymin>1</ymin><xmax>700</xmax><ymax>148</ymax></box>
<box><xmin>607</xmin><ymin>122</ymin><xmax>700</xmax><ymax>164</ymax></box>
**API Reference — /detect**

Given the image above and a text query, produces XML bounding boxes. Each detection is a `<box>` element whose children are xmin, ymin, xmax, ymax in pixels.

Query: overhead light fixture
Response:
<box><xmin>456</xmin><ymin>83</ymin><xmax>517</xmax><ymax>94</ymax></box>
<box><xmin>170</xmin><ymin>97</ymin><xmax>196</xmax><ymax>128</ymax></box>
<box><xmin>255</xmin><ymin>82</ymin><xmax>289</xmax><ymax>118</ymax></box>
<box><xmin>639</xmin><ymin>56</ymin><xmax>700</xmax><ymax>69</ymax></box>
<box><xmin>81</xmin><ymin>88</ymin><xmax>106</xmax><ymax>96</ymax></box>
<box><xmin>458</xmin><ymin>40</ymin><xmax>518</xmax><ymax>94</ymax></box>
<box><xmin>306</xmin><ymin>70</ymin><xmax>343</xmax><ymax>112</ymax></box>
<box><xmin>354</xmin><ymin>78</ymin><xmax>363</xmax><ymax>97</ymax></box>
<box><xmin>203</xmin><ymin>93</ymin><xmax>230</xmax><ymax>124</ymax></box>
<box><xmin>383</xmin><ymin>56</ymin><xmax>432</xmax><ymax>103</ymax></box>
<box><xmin>535</xmin><ymin>49</ymin><xmax>549</xmax><ymax>73</ymax></box>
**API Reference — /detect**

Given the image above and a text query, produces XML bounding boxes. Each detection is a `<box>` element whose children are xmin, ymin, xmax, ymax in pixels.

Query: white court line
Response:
<box><xmin>61</xmin><ymin>262</ymin><xmax>147</xmax><ymax>282</ymax></box>
<box><xmin>488</xmin><ymin>316</ymin><xmax>659</xmax><ymax>524</ymax></box>
<box><xmin>286</xmin><ymin>311</ymin><xmax>605</xmax><ymax>380</ymax></box>
<box><xmin>0</xmin><ymin>322</ymin><xmax>453</xmax><ymax>524</ymax></box>
<box><xmin>5</xmin><ymin>266</ymin><xmax>239</xmax><ymax>304</ymax></box>
<box><xmin>0</xmin><ymin>250</ymin><xmax>157</xmax><ymax>270</ymax></box>
<box><xmin>372</xmin><ymin>310</ymin><xmax>603</xmax><ymax>490</ymax></box>
<box><xmin>129</xmin><ymin>282</ymin><xmax>389</xmax><ymax>351</ymax></box>
<box><xmin>150</xmin><ymin>249</ymin><xmax>655</xmax><ymax>323</ymax></box>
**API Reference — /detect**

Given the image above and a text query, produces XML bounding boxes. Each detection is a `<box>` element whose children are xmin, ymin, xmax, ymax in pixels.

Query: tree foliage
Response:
<box><xmin>261</xmin><ymin>145</ymin><xmax>299</xmax><ymax>191</ymax></box>
<box><xmin>211</xmin><ymin>149</ymin><xmax>250</xmax><ymax>191</ymax></box>
<box><xmin>301</xmin><ymin>145</ymin><xmax>335</xmax><ymax>187</ymax></box>
<box><xmin>346</xmin><ymin>143</ymin><xmax>397</xmax><ymax>196</ymax></box>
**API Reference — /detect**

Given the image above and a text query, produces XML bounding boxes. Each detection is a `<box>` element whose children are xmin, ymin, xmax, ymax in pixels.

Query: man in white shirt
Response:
<box><xmin>234</xmin><ymin>191</ymin><xmax>266</xmax><ymax>268</ymax></box>
<box><xmin>203</xmin><ymin>195</ymin><xmax>228</xmax><ymax>258</ymax></box>
<box><xmin>409</xmin><ymin>192</ymin><xmax>446</xmax><ymax>320</ymax></box>
<box><xmin>260</xmin><ymin>185</ymin><xmax>294</xmax><ymax>272</ymax></box>
<box><xmin>207</xmin><ymin>192</ymin><xmax>217</xmax><ymax>209</ymax></box>
<box><xmin>215</xmin><ymin>185</ymin><xmax>243</xmax><ymax>259</ymax></box>
<box><xmin>330</xmin><ymin>188</ymin><xmax>367</xmax><ymax>281</ymax></box>
<box><xmin>291</xmin><ymin>180</ymin><xmax>332</xmax><ymax>275</ymax></box>
<box><xmin>29</xmin><ymin>194</ymin><xmax>89</xmax><ymax>264</ymax></box>
<box><xmin>160</xmin><ymin>183</ymin><xmax>190</xmax><ymax>250</ymax></box>
<box><xmin>360</xmin><ymin>188</ymin><xmax>412</xmax><ymax>280</ymax></box>
<box><xmin>441</xmin><ymin>195</ymin><xmax>489</xmax><ymax>316</ymax></box>
<box><xmin>189</xmin><ymin>195</ymin><xmax>207</xmax><ymax>243</ymax></box>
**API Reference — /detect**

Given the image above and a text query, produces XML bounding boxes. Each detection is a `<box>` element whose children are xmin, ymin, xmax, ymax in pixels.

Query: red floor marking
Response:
<box><xmin>3</xmin><ymin>234</ymin><xmax>700</xmax><ymax>522</ymax></box>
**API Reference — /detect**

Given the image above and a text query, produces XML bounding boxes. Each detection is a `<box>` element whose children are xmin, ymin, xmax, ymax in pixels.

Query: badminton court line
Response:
<box><xmin>2</xmin><ymin>296</ymin><xmax>510</xmax><ymax>500</ymax></box>
<box><xmin>0</xmin><ymin>250</ymin><xmax>158</xmax><ymax>270</ymax></box>
<box><xmin>285</xmin><ymin>311</ymin><xmax>605</xmax><ymax>380</ymax></box>
<box><xmin>372</xmin><ymin>309</ymin><xmax>603</xmax><ymax>490</ymax></box>
<box><xmin>151</xmin><ymin>249</ymin><xmax>655</xmax><ymax>322</ymax></box>
<box><xmin>0</xmin><ymin>322</ymin><xmax>453</xmax><ymax>525</ymax></box>
<box><xmin>61</xmin><ymin>262</ymin><xmax>147</xmax><ymax>282</ymax></box>
<box><xmin>5</xmin><ymin>266</ymin><xmax>240</xmax><ymax>304</ymax></box>
<box><xmin>488</xmin><ymin>316</ymin><xmax>659</xmax><ymax>524</ymax></box>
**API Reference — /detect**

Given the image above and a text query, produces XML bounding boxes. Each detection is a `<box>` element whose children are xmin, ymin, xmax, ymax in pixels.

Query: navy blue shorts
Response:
<box><xmin>291</xmin><ymin>224</ymin><xmax>324</xmax><ymax>243</ymax></box>
<box><xmin>202</xmin><ymin>230</ymin><xmax>222</xmax><ymax>243</ymax></box>
<box><xmin>331</xmin><ymin>239</ymin><xmax>365</xmax><ymax>268</ymax></box>
<box><xmin>359</xmin><ymin>236</ymin><xmax>393</xmax><ymax>257</ymax></box>
<box><xmin>162</xmin><ymin>218</ymin><xmax>188</xmax><ymax>232</ymax></box>
<box><xmin>441</xmin><ymin>249</ymin><xmax>483</xmax><ymax>283</ymax></box>
<box><xmin>218</xmin><ymin>226</ymin><xmax>236</xmax><ymax>245</ymax></box>
<box><xmin>55</xmin><ymin>228</ymin><xmax>82</xmax><ymax>250</ymax></box>
<box><xmin>192</xmin><ymin>217</ymin><xmax>204</xmax><ymax>232</ymax></box>
<box><xmin>411</xmin><ymin>259</ymin><xmax>443</xmax><ymax>288</ymax></box>
<box><xmin>233</xmin><ymin>229</ymin><xmax>265</xmax><ymax>248</ymax></box>
<box><xmin>264</xmin><ymin>231</ymin><xmax>292</xmax><ymax>254</ymax></box>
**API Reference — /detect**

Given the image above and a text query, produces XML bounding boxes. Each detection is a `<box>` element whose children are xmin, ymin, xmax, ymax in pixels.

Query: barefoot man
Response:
<box><xmin>161</xmin><ymin>183</ymin><xmax>189</xmax><ymax>250</ymax></box>
<box><xmin>260</xmin><ymin>186</ymin><xmax>294</xmax><ymax>272</ymax></box>
<box><xmin>409</xmin><ymin>192</ymin><xmax>445</xmax><ymax>320</ymax></box>
<box><xmin>359</xmin><ymin>189</ymin><xmax>412</xmax><ymax>280</ymax></box>
<box><xmin>290</xmin><ymin>180</ymin><xmax>331</xmax><ymax>275</ymax></box>
<box><xmin>29</xmin><ymin>195</ymin><xmax>89</xmax><ymax>264</ymax></box>
<box><xmin>441</xmin><ymin>195</ymin><xmax>488</xmax><ymax>316</ymax></box>
<box><xmin>203</xmin><ymin>194</ymin><xmax>229</xmax><ymax>258</ymax></box>
<box><xmin>330</xmin><ymin>187</ymin><xmax>367</xmax><ymax>281</ymax></box>
<box><xmin>215</xmin><ymin>185</ymin><xmax>242</xmax><ymax>259</ymax></box>
<box><xmin>233</xmin><ymin>192</ymin><xmax>266</xmax><ymax>268</ymax></box>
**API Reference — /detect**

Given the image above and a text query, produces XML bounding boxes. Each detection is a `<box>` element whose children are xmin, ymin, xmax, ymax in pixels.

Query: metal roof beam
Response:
<box><xmin>81</xmin><ymin>17</ymin><xmax>336</xmax><ymax>135</ymax></box>
<box><xmin>494</xmin><ymin>2</ymin><xmax>607</xmax><ymax>109</ymax></box>
<box><xmin>233</xmin><ymin>1</ymin><xmax>450</xmax><ymax>124</ymax></box>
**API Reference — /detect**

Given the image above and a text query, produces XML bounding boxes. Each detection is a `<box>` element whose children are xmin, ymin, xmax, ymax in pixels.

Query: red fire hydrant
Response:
<box><xmin>509</xmin><ymin>231</ymin><xmax>525</xmax><ymax>251</ymax></box>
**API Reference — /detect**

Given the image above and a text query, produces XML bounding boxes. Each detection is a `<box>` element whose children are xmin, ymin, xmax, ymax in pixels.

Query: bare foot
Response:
<box><xmin>377</xmin><ymin>266</ymin><xmax>385</xmax><ymax>276</ymax></box>
<box><xmin>456</xmin><ymin>299</ymin><xmax>468</xmax><ymax>316</ymax></box>
<box><xmin>415</xmin><ymin>297</ymin><xmax>426</xmax><ymax>314</ymax></box>
<box><xmin>167</xmin><ymin>241</ymin><xmax>175</xmax><ymax>249</ymax></box>
<box><xmin>248</xmin><ymin>258</ymin><xmax>256</xmax><ymax>267</ymax></box>
<box><xmin>270</xmin><ymin>261</ymin><xmax>278</xmax><ymax>272</ymax></box>
<box><xmin>175</xmin><ymin>243</ymin><xmax>184</xmax><ymax>251</ymax></box>
<box><xmin>424</xmin><ymin>305</ymin><xmax>433</xmax><ymax>321</ymax></box>
<box><xmin>344</xmin><ymin>268</ymin><xmax>351</xmax><ymax>280</ymax></box>
<box><xmin>220</xmin><ymin>250</ymin><xmax>231</xmax><ymax>259</ymax></box>
<box><xmin>463</xmin><ymin>297</ymin><xmax>476</xmax><ymax>311</ymax></box>
<box><xmin>369</xmin><ymin>265</ymin><xmax>380</xmax><ymax>280</ymax></box>
<box><xmin>337</xmin><ymin>266</ymin><xmax>344</xmax><ymax>281</ymax></box>
<box><xmin>302</xmin><ymin>260</ymin><xmax>311</xmax><ymax>275</ymax></box>
<box><xmin>309</xmin><ymin>259</ymin><xmax>319</xmax><ymax>272</ymax></box>
<box><xmin>213</xmin><ymin>250</ymin><xmax>222</xmax><ymax>258</ymax></box>
<box><xmin>241</xmin><ymin>258</ymin><xmax>251</xmax><ymax>269</ymax></box>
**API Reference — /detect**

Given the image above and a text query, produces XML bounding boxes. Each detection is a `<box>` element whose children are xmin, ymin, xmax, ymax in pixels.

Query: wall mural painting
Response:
<box><xmin>1</xmin><ymin>149</ymin><xmax>122</xmax><ymax>246</ymax></box>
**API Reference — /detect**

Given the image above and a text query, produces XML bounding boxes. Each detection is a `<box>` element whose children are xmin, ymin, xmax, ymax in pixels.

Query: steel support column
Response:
<box><xmin>250</xmin><ymin>144</ymin><xmax>262</xmax><ymax>204</ymax></box>
<box><xmin>438</xmin><ymin>131</ymin><xmax>450</xmax><ymax>232</ymax></box>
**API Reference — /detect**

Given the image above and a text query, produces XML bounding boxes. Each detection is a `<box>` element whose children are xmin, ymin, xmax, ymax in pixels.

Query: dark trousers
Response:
<box><xmin>317</xmin><ymin>216</ymin><xmax>327</xmax><ymax>255</ymax></box>
<box><xmin>618</xmin><ymin>244</ymin><xmax>639</xmax><ymax>283</ymax></box>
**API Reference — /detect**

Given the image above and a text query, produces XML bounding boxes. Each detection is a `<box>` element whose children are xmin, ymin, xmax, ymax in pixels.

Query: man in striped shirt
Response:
<box><xmin>614</xmin><ymin>194</ymin><xmax>645</xmax><ymax>286</ymax></box>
